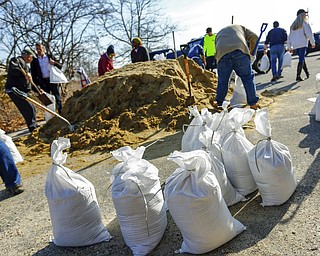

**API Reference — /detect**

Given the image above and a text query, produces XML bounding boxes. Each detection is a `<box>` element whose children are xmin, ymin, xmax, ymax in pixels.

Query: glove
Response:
<box><xmin>250</xmin><ymin>55</ymin><xmax>256</xmax><ymax>65</ymax></box>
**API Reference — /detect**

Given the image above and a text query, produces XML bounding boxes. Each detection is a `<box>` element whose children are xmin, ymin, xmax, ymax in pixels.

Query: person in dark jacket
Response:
<box><xmin>131</xmin><ymin>37</ymin><xmax>150</xmax><ymax>63</ymax></box>
<box><xmin>0</xmin><ymin>140</ymin><xmax>24</xmax><ymax>196</ymax></box>
<box><xmin>264</xmin><ymin>21</ymin><xmax>288</xmax><ymax>82</ymax></box>
<box><xmin>98</xmin><ymin>45</ymin><xmax>115</xmax><ymax>76</ymax></box>
<box><xmin>31</xmin><ymin>42</ymin><xmax>63</xmax><ymax>114</ymax></box>
<box><xmin>5</xmin><ymin>49</ymin><xmax>38</xmax><ymax>132</ymax></box>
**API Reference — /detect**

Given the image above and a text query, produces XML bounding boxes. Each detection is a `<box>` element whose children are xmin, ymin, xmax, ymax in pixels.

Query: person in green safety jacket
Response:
<box><xmin>203</xmin><ymin>27</ymin><xmax>217</xmax><ymax>71</ymax></box>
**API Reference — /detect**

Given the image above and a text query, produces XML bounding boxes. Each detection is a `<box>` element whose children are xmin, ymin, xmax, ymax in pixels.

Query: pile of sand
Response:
<box><xmin>31</xmin><ymin>56</ymin><xmax>271</xmax><ymax>153</ymax></box>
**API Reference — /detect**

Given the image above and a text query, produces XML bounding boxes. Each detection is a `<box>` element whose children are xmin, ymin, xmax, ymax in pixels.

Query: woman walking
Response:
<box><xmin>287</xmin><ymin>9</ymin><xmax>315</xmax><ymax>82</ymax></box>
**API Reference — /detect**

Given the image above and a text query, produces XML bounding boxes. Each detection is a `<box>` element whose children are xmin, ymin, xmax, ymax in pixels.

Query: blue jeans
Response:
<box><xmin>216</xmin><ymin>50</ymin><xmax>259</xmax><ymax>106</ymax></box>
<box><xmin>295</xmin><ymin>47</ymin><xmax>307</xmax><ymax>63</ymax></box>
<box><xmin>270</xmin><ymin>44</ymin><xmax>285</xmax><ymax>77</ymax></box>
<box><xmin>0</xmin><ymin>140</ymin><xmax>22</xmax><ymax>189</ymax></box>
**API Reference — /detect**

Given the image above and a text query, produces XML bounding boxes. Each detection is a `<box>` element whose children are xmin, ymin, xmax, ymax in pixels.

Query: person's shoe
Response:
<box><xmin>271</xmin><ymin>76</ymin><xmax>278</xmax><ymax>82</ymax></box>
<box><xmin>250</xmin><ymin>103</ymin><xmax>261</xmax><ymax>110</ymax></box>
<box><xmin>305</xmin><ymin>72</ymin><xmax>310</xmax><ymax>79</ymax></box>
<box><xmin>7</xmin><ymin>184</ymin><xmax>25</xmax><ymax>196</ymax></box>
<box><xmin>278</xmin><ymin>75</ymin><xmax>284</xmax><ymax>79</ymax></box>
<box><xmin>296</xmin><ymin>76</ymin><xmax>304</xmax><ymax>82</ymax></box>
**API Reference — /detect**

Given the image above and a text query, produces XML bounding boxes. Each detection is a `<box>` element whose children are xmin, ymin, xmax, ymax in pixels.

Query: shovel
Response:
<box><xmin>13</xmin><ymin>61</ymin><xmax>53</xmax><ymax>106</ymax></box>
<box><xmin>12</xmin><ymin>87</ymin><xmax>74</xmax><ymax>131</ymax></box>
<box><xmin>180</xmin><ymin>44</ymin><xmax>196</xmax><ymax>106</ymax></box>
<box><xmin>252</xmin><ymin>23</ymin><xmax>268</xmax><ymax>56</ymax></box>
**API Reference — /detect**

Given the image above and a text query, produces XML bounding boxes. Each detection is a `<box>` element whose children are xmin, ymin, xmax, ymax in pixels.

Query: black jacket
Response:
<box><xmin>31</xmin><ymin>54</ymin><xmax>62</xmax><ymax>87</ymax></box>
<box><xmin>5</xmin><ymin>57</ymin><xmax>32</xmax><ymax>93</ymax></box>
<box><xmin>131</xmin><ymin>46</ymin><xmax>150</xmax><ymax>63</ymax></box>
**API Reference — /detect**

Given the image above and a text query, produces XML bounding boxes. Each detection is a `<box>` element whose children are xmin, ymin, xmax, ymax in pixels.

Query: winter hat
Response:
<box><xmin>206</xmin><ymin>27</ymin><xmax>212</xmax><ymax>33</ymax></box>
<box><xmin>132</xmin><ymin>37</ymin><xmax>142</xmax><ymax>46</ymax></box>
<box><xmin>21</xmin><ymin>48</ymin><xmax>37</xmax><ymax>58</ymax></box>
<box><xmin>107</xmin><ymin>45</ymin><xmax>115</xmax><ymax>55</ymax></box>
<box><xmin>297</xmin><ymin>9</ymin><xmax>307</xmax><ymax>16</ymax></box>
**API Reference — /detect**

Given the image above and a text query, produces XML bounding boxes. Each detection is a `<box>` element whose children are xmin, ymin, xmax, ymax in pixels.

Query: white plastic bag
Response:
<box><xmin>247</xmin><ymin>108</ymin><xmax>297</xmax><ymax>206</ymax></box>
<box><xmin>282</xmin><ymin>51</ymin><xmax>292</xmax><ymax>69</ymax></box>
<box><xmin>44</xmin><ymin>93</ymin><xmax>56</xmax><ymax>122</ymax></box>
<box><xmin>259</xmin><ymin>54</ymin><xmax>270</xmax><ymax>72</ymax></box>
<box><xmin>49</xmin><ymin>65</ymin><xmax>68</xmax><ymax>83</ymax></box>
<box><xmin>165</xmin><ymin>150</ymin><xmax>245</xmax><ymax>254</ymax></box>
<box><xmin>111</xmin><ymin>146</ymin><xmax>167</xmax><ymax>256</ymax></box>
<box><xmin>45</xmin><ymin>137</ymin><xmax>111</xmax><ymax>246</ymax></box>
<box><xmin>230</xmin><ymin>74</ymin><xmax>247</xmax><ymax>107</ymax></box>
<box><xmin>0</xmin><ymin>129</ymin><xmax>23</xmax><ymax>164</ymax></box>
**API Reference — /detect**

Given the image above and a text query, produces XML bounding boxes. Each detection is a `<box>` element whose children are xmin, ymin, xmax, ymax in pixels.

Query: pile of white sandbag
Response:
<box><xmin>45</xmin><ymin>137</ymin><xmax>111</xmax><ymax>247</ymax></box>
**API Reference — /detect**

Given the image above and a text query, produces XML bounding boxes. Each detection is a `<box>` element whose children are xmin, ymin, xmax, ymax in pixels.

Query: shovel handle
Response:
<box><xmin>253</xmin><ymin>23</ymin><xmax>268</xmax><ymax>55</ymax></box>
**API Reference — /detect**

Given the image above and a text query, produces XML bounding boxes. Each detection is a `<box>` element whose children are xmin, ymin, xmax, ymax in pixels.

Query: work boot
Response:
<box><xmin>296</xmin><ymin>62</ymin><xmax>304</xmax><ymax>82</ymax></box>
<box><xmin>7</xmin><ymin>184</ymin><xmax>25</xmax><ymax>196</ymax></box>
<box><xmin>250</xmin><ymin>103</ymin><xmax>261</xmax><ymax>110</ymax></box>
<box><xmin>303</xmin><ymin>61</ymin><xmax>310</xmax><ymax>79</ymax></box>
<box><xmin>271</xmin><ymin>76</ymin><xmax>278</xmax><ymax>82</ymax></box>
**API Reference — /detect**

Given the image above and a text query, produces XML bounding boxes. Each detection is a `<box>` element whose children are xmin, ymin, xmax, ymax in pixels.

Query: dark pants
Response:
<box><xmin>43</xmin><ymin>78</ymin><xmax>62</xmax><ymax>114</ymax></box>
<box><xmin>206</xmin><ymin>55</ymin><xmax>217</xmax><ymax>70</ymax></box>
<box><xmin>8</xmin><ymin>92</ymin><xmax>37</xmax><ymax>132</ymax></box>
<box><xmin>0</xmin><ymin>140</ymin><xmax>22</xmax><ymax>189</ymax></box>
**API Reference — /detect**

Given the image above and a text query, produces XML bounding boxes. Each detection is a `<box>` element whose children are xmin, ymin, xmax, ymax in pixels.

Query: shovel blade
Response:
<box><xmin>38</xmin><ymin>93</ymin><xmax>53</xmax><ymax>106</ymax></box>
<box><xmin>185</xmin><ymin>96</ymin><xmax>196</xmax><ymax>106</ymax></box>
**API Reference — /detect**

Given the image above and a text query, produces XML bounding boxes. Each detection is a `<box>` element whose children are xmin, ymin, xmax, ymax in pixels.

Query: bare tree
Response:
<box><xmin>0</xmin><ymin>0</ymin><xmax>110</xmax><ymax>76</ymax></box>
<box><xmin>95</xmin><ymin>0</ymin><xmax>177</xmax><ymax>64</ymax></box>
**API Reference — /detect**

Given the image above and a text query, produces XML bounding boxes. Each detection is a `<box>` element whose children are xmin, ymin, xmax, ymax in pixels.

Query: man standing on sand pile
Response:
<box><xmin>5</xmin><ymin>49</ymin><xmax>38</xmax><ymax>132</ymax></box>
<box><xmin>131</xmin><ymin>37</ymin><xmax>150</xmax><ymax>63</ymax></box>
<box><xmin>213</xmin><ymin>24</ymin><xmax>260</xmax><ymax>110</ymax></box>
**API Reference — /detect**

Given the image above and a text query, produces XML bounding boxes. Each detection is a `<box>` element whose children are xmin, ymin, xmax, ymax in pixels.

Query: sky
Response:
<box><xmin>162</xmin><ymin>0</ymin><xmax>320</xmax><ymax>50</ymax></box>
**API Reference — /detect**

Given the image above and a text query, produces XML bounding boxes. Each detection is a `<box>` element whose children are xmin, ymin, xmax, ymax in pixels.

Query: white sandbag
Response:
<box><xmin>111</xmin><ymin>146</ymin><xmax>167</xmax><ymax>256</ymax></box>
<box><xmin>230</xmin><ymin>75</ymin><xmax>247</xmax><ymax>108</ymax></box>
<box><xmin>247</xmin><ymin>108</ymin><xmax>297</xmax><ymax>206</ymax></box>
<box><xmin>259</xmin><ymin>54</ymin><xmax>270</xmax><ymax>72</ymax></box>
<box><xmin>208</xmin><ymin>151</ymin><xmax>246</xmax><ymax>206</ymax></box>
<box><xmin>44</xmin><ymin>93</ymin><xmax>56</xmax><ymax>122</ymax></box>
<box><xmin>282</xmin><ymin>51</ymin><xmax>292</xmax><ymax>69</ymax></box>
<box><xmin>45</xmin><ymin>137</ymin><xmax>111</xmax><ymax>247</ymax></box>
<box><xmin>49</xmin><ymin>65</ymin><xmax>68</xmax><ymax>83</ymax></box>
<box><xmin>0</xmin><ymin>129</ymin><xmax>23</xmax><ymax>164</ymax></box>
<box><xmin>313</xmin><ymin>95</ymin><xmax>320</xmax><ymax>121</ymax></box>
<box><xmin>316</xmin><ymin>73</ymin><xmax>320</xmax><ymax>81</ymax></box>
<box><xmin>181</xmin><ymin>106</ymin><xmax>208</xmax><ymax>152</ymax></box>
<box><xmin>165</xmin><ymin>150</ymin><xmax>245</xmax><ymax>254</ymax></box>
<box><xmin>221</xmin><ymin>108</ymin><xmax>257</xmax><ymax>196</ymax></box>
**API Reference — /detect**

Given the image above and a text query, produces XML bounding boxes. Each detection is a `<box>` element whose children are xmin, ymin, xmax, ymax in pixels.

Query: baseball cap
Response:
<box><xmin>21</xmin><ymin>48</ymin><xmax>37</xmax><ymax>58</ymax></box>
<box><xmin>297</xmin><ymin>9</ymin><xmax>307</xmax><ymax>16</ymax></box>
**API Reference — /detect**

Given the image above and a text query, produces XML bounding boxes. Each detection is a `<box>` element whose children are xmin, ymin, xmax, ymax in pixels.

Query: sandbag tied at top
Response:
<box><xmin>0</xmin><ymin>129</ymin><xmax>23</xmax><ymax>164</ymax></box>
<box><xmin>198</xmin><ymin>131</ymin><xmax>245</xmax><ymax>206</ymax></box>
<box><xmin>45</xmin><ymin>137</ymin><xmax>111</xmax><ymax>247</ymax></box>
<box><xmin>247</xmin><ymin>108</ymin><xmax>297</xmax><ymax>206</ymax></box>
<box><xmin>181</xmin><ymin>106</ymin><xmax>210</xmax><ymax>152</ymax></box>
<box><xmin>220</xmin><ymin>108</ymin><xmax>257</xmax><ymax>196</ymax></box>
<box><xmin>165</xmin><ymin>150</ymin><xmax>245</xmax><ymax>254</ymax></box>
<box><xmin>110</xmin><ymin>146</ymin><xmax>167</xmax><ymax>256</ymax></box>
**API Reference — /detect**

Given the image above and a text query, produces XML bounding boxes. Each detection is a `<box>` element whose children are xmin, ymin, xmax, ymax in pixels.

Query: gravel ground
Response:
<box><xmin>1</xmin><ymin>52</ymin><xmax>320</xmax><ymax>256</ymax></box>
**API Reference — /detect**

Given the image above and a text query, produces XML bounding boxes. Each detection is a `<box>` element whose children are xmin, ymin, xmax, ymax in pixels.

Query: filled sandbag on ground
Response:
<box><xmin>110</xmin><ymin>146</ymin><xmax>167</xmax><ymax>256</ymax></box>
<box><xmin>164</xmin><ymin>150</ymin><xmax>245</xmax><ymax>254</ymax></box>
<box><xmin>247</xmin><ymin>108</ymin><xmax>297</xmax><ymax>206</ymax></box>
<box><xmin>45</xmin><ymin>137</ymin><xmax>111</xmax><ymax>247</ymax></box>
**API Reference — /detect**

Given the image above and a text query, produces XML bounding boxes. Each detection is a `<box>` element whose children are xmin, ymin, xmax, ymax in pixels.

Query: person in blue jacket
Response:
<box><xmin>0</xmin><ymin>140</ymin><xmax>24</xmax><ymax>196</ymax></box>
<box><xmin>187</xmin><ymin>44</ymin><xmax>206</xmax><ymax>69</ymax></box>
<box><xmin>264</xmin><ymin>21</ymin><xmax>288</xmax><ymax>82</ymax></box>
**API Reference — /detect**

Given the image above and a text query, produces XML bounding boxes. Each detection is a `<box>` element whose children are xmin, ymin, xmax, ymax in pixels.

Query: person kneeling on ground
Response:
<box><xmin>0</xmin><ymin>140</ymin><xmax>24</xmax><ymax>196</ymax></box>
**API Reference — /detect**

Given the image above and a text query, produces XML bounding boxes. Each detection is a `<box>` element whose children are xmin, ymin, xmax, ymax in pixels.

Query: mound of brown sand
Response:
<box><xmin>23</xmin><ymin>57</ymin><xmax>270</xmax><ymax>153</ymax></box>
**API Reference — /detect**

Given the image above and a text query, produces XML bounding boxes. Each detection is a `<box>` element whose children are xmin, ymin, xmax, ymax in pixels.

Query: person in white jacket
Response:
<box><xmin>287</xmin><ymin>9</ymin><xmax>315</xmax><ymax>82</ymax></box>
